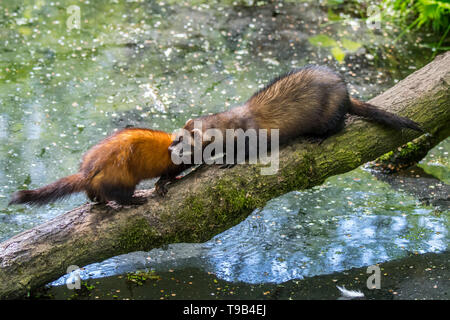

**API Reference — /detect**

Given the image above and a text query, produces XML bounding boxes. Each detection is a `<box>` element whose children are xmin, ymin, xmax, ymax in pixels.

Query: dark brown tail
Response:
<box><xmin>9</xmin><ymin>173</ymin><xmax>86</xmax><ymax>206</ymax></box>
<box><xmin>349</xmin><ymin>98</ymin><xmax>423</xmax><ymax>132</ymax></box>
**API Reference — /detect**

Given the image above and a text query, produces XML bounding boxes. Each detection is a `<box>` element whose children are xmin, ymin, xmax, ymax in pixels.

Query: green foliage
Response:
<box><xmin>341</xmin><ymin>38</ymin><xmax>362</xmax><ymax>52</ymax></box>
<box><xmin>384</xmin><ymin>0</ymin><xmax>450</xmax><ymax>54</ymax></box>
<box><xmin>126</xmin><ymin>270</ymin><xmax>160</xmax><ymax>286</ymax></box>
<box><xmin>331</xmin><ymin>46</ymin><xmax>346</xmax><ymax>63</ymax></box>
<box><xmin>308</xmin><ymin>34</ymin><xmax>338</xmax><ymax>47</ymax></box>
<box><xmin>308</xmin><ymin>35</ymin><xmax>362</xmax><ymax>63</ymax></box>
<box><xmin>387</xmin><ymin>0</ymin><xmax>450</xmax><ymax>32</ymax></box>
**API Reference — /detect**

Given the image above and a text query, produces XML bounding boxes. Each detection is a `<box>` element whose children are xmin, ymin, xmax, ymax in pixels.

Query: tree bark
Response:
<box><xmin>1</xmin><ymin>52</ymin><xmax>449</xmax><ymax>299</ymax></box>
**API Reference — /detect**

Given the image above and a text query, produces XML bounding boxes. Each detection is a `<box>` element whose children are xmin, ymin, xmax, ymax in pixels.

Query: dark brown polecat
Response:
<box><xmin>9</xmin><ymin>128</ymin><xmax>186</xmax><ymax>206</ymax></box>
<box><xmin>169</xmin><ymin>65</ymin><xmax>422</xmax><ymax>153</ymax></box>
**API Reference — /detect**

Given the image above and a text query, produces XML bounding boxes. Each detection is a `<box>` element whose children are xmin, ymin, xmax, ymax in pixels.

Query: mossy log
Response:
<box><xmin>1</xmin><ymin>52</ymin><xmax>449</xmax><ymax>299</ymax></box>
<box><xmin>370</xmin><ymin>133</ymin><xmax>444</xmax><ymax>172</ymax></box>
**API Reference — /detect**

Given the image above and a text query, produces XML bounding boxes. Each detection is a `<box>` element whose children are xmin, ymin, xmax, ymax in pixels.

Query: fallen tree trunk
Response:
<box><xmin>1</xmin><ymin>52</ymin><xmax>449</xmax><ymax>299</ymax></box>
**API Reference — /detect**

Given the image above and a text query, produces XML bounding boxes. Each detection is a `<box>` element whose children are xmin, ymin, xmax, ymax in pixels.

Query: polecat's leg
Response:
<box><xmin>85</xmin><ymin>189</ymin><xmax>108</xmax><ymax>204</ymax></box>
<box><xmin>86</xmin><ymin>190</ymin><xmax>97</xmax><ymax>202</ymax></box>
<box><xmin>155</xmin><ymin>175</ymin><xmax>171</xmax><ymax>197</ymax></box>
<box><xmin>155</xmin><ymin>164</ymin><xmax>192</xmax><ymax>197</ymax></box>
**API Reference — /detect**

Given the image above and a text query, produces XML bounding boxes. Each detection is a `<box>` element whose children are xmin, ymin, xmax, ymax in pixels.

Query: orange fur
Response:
<box><xmin>9</xmin><ymin>128</ymin><xmax>184</xmax><ymax>206</ymax></box>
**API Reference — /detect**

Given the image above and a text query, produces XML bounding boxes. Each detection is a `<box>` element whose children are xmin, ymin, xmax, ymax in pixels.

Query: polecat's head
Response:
<box><xmin>169</xmin><ymin>119</ymin><xmax>210</xmax><ymax>161</ymax></box>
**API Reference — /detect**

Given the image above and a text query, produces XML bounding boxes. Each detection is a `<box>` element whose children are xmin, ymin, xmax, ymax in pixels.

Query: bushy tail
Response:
<box><xmin>9</xmin><ymin>173</ymin><xmax>85</xmax><ymax>206</ymax></box>
<box><xmin>349</xmin><ymin>98</ymin><xmax>423</xmax><ymax>132</ymax></box>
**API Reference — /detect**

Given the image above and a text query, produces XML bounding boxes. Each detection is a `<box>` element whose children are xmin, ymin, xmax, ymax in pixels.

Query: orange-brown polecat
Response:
<box><xmin>169</xmin><ymin>65</ymin><xmax>422</xmax><ymax>153</ymax></box>
<box><xmin>9</xmin><ymin>128</ymin><xmax>187</xmax><ymax>206</ymax></box>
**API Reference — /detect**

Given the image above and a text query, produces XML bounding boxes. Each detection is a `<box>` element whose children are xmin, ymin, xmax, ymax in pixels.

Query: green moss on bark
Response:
<box><xmin>164</xmin><ymin>175</ymin><xmax>264</xmax><ymax>243</ymax></box>
<box><xmin>117</xmin><ymin>218</ymin><xmax>161</xmax><ymax>252</ymax></box>
<box><xmin>370</xmin><ymin>133</ymin><xmax>438</xmax><ymax>172</ymax></box>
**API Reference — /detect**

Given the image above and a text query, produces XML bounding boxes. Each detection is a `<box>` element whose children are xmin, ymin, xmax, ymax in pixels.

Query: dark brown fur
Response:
<box><xmin>170</xmin><ymin>65</ymin><xmax>422</xmax><ymax>151</ymax></box>
<box><xmin>9</xmin><ymin>128</ymin><xmax>186</xmax><ymax>206</ymax></box>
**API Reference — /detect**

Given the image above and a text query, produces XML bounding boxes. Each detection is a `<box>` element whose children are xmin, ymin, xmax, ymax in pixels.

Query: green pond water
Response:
<box><xmin>0</xmin><ymin>0</ymin><xmax>448</xmax><ymax>299</ymax></box>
